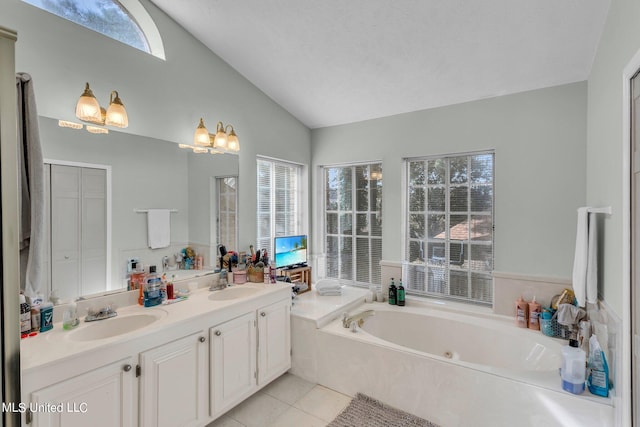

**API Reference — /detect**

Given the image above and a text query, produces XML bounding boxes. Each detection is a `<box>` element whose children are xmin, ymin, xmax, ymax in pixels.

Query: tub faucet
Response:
<box><xmin>342</xmin><ymin>310</ymin><xmax>374</xmax><ymax>328</ymax></box>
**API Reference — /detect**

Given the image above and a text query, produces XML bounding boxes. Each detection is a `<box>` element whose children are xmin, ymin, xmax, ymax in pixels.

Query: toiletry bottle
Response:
<box><xmin>144</xmin><ymin>266</ymin><xmax>162</xmax><ymax>307</ymax></box>
<box><xmin>39</xmin><ymin>301</ymin><xmax>54</xmax><ymax>332</ymax></box>
<box><xmin>63</xmin><ymin>302</ymin><xmax>78</xmax><ymax>330</ymax></box>
<box><xmin>528</xmin><ymin>297</ymin><xmax>541</xmax><ymax>330</ymax></box>
<box><xmin>561</xmin><ymin>339</ymin><xmax>586</xmax><ymax>394</ymax></box>
<box><xmin>19</xmin><ymin>294</ymin><xmax>31</xmax><ymax>336</ymax></box>
<box><xmin>30</xmin><ymin>293</ymin><xmax>43</xmax><ymax>333</ymax></box>
<box><xmin>397</xmin><ymin>280</ymin><xmax>406</xmax><ymax>306</ymax></box>
<box><xmin>167</xmin><ymin>275</ymin><xmax>175</xmax><ymax>300</ymax></box>
<box><xmin>515</xmin><ymin>296</ymin><xmax>528</xmax><ymax>327</ymax></box>
<box><xmin>388</xmin><ymin>278</ymin><xmax>397</xmax><ymax>305</ymax></box>
<box><xmin>160</xmin><ymin>273</ymin><xmax>167</xmax><ymax>302</ymax></box>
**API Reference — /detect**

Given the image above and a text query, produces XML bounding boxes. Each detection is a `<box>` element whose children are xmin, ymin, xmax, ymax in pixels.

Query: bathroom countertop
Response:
<box><xmin>20</xmin><ymin>282</ymin><xmax>291</xmax><ymax>373</ymax></box>
<box><xmin>291</xmin><ymin>285</ymin><xmax>369</xmax><ymax>328</ymax></box>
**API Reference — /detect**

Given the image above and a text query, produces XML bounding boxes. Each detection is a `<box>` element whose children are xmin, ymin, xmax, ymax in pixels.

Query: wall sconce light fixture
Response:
<box><xmin>75</xmin><ymin>82</ymin><xmax>128</xmax><ymax>129</ymax></box>
<box><xmin>181</xmin><ymin>118</ymin><xmax>240</xmax><ymax>154</ymax></box>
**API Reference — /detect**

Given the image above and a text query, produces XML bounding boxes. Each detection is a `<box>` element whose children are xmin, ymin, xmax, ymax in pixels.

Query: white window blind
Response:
<box><xmin>324</xmin><ymin>163</ymin><xmax>382</xmax><ymax>285</ymax></box>
<box><xmin>404</xmin><ymin>152</ymin><xmax>494</xmax><ymax>305</ymax></box>
<box><xmin>217</xmin><ymin>176</ymin><xmax>237</xmax><ymax>253</ymax></box>
<box><xmin>257</xmin><ymin>158</ymin><xmax>301</xmax><ymax>257</ymax></box>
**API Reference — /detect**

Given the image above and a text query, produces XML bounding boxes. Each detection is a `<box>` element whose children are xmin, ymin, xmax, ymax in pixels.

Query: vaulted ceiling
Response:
<box><xmin>151</xmin><ymin>0</ymin><xmax>610</xmax><ymax>129</ymax></box>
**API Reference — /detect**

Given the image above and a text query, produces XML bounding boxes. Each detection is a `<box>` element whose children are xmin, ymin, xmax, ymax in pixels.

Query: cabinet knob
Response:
<box><xmin>123</xmin><ymin>364</ymin><xmax>132</xmax><ymax>372</ymax></box>
<box><xmin>64</xmin><ymin>255</ymin><xmax>70</xmax><ymax>260</ymax></box>
<box><xmin>260</xmin><ymin>312</ymin><xmax>266</xmax><ymax>317</ymax></box>
<box><xmin>215</xmin><ymin>330</ymin><xmax>221</xmax><ymax>336</ymax></box>
<box><xmin>199</xmin><ymin>336</ymin><xmax>205</xmax><ymax>343</ymax></box>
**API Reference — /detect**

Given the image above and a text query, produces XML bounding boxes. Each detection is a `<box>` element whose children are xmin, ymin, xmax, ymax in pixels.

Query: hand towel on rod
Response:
<box><xmin>572</xmin><ymin>207</ymin><xmax>598</xmax><ymax>306</ymax></box>
<box><xmin>147</xmin><ymin>209</ymin><xmax>171</xmax><ymax>249</ymax></box>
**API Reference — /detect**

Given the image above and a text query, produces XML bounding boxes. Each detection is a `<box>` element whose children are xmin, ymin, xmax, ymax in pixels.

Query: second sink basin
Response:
<box><xmin>68</xmin><ymin>310</ymin><xmax>167</xmax><ymax>342</ymax></box>
<box><xmin>208</xmin><ymin>286</ymin><xmax>262</xmax><ymax>301</ymax></box>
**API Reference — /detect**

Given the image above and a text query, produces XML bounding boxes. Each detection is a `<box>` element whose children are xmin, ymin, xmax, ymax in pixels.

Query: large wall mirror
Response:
<box><xmin>37</xmin><ymin>117</ymin><xmax>239</xmax><ymax>302</ymax></box>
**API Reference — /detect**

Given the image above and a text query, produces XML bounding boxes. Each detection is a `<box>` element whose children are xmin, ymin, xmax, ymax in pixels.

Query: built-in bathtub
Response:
<box><xmin>315</xmin><ymin>299</ymin><xmax>614</xmax><ymax>427</ymax></box>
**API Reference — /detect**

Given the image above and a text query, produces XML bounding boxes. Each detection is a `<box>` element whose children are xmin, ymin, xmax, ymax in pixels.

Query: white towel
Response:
<box><xmin>316</xmin><ymin>279</ymin><xmax>341</xmax><ymax>292</ymax></box>
<box><xmin>317</xmin><ymin>290</ymin><xmax>342</xmax><ymax>296</ymax></box>
<box><xmin>572</xmin><ymin>208</ymin><xmax>598</xmax><ymax>306</ymax></box>
<box><xmin>147</xmin><ymin>209</ymin><xmax>171</xmax><ymax>249</ymax></box>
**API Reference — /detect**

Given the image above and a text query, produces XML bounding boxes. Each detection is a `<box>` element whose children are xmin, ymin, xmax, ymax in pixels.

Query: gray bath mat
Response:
<box><xmin>327</xmin><ymin>393</ymin><xmax>440</xmax><ymax>427</ymax></box>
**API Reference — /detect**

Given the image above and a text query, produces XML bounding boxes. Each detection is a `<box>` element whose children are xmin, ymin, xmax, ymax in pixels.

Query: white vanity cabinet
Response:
<box><xmin>257</xmin><ymin>299</ymin><xmax>291</xmax><ymax>385</ymax></box>
<box><xmin>21</xmin><ymin>284</ymin><xmax>292</xmax><ymax>427</ymax></box>
<box><xmin>210</xmin><ymin>298</ymin><xmax>291</xmax><ymax>418</ymax></box>
<box><xmin>29</xmin><ymin>357</ymin><xmax>136</xmax><ymax>427</ymax></box>
<box><xmin>210</xmin><ymin>311</ymin><xmax>257</xmax><ymax>418</ymax></box>
<box><xmin>139</xmin><ymin>331</ymin><xmax>208</xmax><ymax>427</ymax></box>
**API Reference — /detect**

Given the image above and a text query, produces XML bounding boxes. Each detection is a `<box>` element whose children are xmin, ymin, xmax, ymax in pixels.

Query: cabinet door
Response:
<box><xmin>30</xmin><ymin>357</ymin><xmax>135</xmax><ymax>427</ymax></box>
<box><xmin>210</xmin><ymin>312</ymin><xmax>257</xmax><ymax>418</ymax></box>
<box><xmin>258</xmin><ymin>299</ymin><xmax>291</xmax><ymax>385</ymax></box>
<box><xmin>139</xmin><ymin>332</ymin><xmax>207</xmax><ymax>427</ymax></box>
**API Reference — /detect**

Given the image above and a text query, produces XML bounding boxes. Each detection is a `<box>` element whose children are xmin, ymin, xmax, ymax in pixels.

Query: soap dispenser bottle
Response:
<box><xmin>388</xmin><ymin>278</ymin><xmax>397</xmax><ymax>305</ymax></box>
<box><xmin>397</xmin><ymin>280</ymin><xmax>405</xmax><ymax>306</ymax></box>
<box><xmin>515</xmin><ymin>296</ymin><xmax>528</xmax><ymax>328</ymax></box>
<box><xmin>528</xmin><ymin>297</ymin><xmax>541</xmax><ymax>330</ymax></box>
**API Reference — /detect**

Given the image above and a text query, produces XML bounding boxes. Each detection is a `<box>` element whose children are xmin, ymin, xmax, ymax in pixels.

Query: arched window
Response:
<box><xmin>23</xmin><ymin>0</ymin><xmax>165</xmax><ymax>59</ymax></box>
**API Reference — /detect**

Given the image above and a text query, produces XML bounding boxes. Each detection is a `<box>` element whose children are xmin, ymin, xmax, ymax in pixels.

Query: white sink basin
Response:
<box><xmin>68</xmin><ymin>310</ymin><xmax>167</xmax><ymax>341</ymax></box>
<box><xmin>208</xmin><ymin>286</ymin><xmax>262</xmax><ymax>301</ymax></box>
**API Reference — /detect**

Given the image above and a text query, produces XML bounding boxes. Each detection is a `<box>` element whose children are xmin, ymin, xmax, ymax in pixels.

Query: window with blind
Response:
<box><xmin>217</xmin><ymin>176</ymin><xmax>237</xmax><ymax>253</ymax></box>
<box><xmin>257</xmin><ymin>158</ymin><xmax>302</xmax><ymax>257</ymax></box>
<box><xmin>324</xmin><ymin>163</ymin><xmax>382</xmax><ymax>285</ymax></box>
<box><xmin>404</xmin><ymin>152</ymin><xmax>494</xmax><ymax>305</ymax></box>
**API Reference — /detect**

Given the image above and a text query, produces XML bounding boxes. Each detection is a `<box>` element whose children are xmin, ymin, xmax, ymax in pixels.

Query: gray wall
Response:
<box><xmin>1</xmin><ymin>0</ymin><xmax>311</xmax><ymax>251</ymax></box>
<box><xmin>311</xmin><ymin>82</ymin><xmax>587</xmax><ymax>279</ymax></box>
<box><xmin>587</xmin><ymin>0</ymin><xmax>638</xmax><ymax>317</ymax></box>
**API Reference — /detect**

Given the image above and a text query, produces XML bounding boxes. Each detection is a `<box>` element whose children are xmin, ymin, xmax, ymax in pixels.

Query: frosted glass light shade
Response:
<box><xmin>194</xmin><ymin>118</ymin><xmax>210</xmax><ymax>146</ymax></box>
<box><xmin>213</xmin><ymin>122</ymin><xmax>228</xmax><ymax>150</ymax></box>
<box><xmin>75</xmin><ymin>83</ymin><xmax>102</xmax><ymax>123</ymax></box>
<box><xmin>226</xmin><ymin>128</ymin><xmax>240</xmax><ymax>152</ymax></box>
<box><xmin>105</xmin><ymin>91</ymin><xmax>128</xmax><ymax>128</ymax></box>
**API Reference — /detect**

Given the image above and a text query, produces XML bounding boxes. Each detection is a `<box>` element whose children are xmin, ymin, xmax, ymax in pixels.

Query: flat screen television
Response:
<box><xmin>274</xmin><ymin>235</ymin><xmax>308</xmax><ymax>269</ymax></box>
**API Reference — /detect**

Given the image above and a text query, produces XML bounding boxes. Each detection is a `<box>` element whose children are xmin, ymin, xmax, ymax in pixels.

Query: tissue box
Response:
<box><xmin>233</xmin><ymin>270</ymin><xmax>247</xmax><ymax>284</ymax></box>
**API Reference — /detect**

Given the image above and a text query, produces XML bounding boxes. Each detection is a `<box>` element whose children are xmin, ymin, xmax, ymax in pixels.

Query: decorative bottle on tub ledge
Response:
<box><xmin>515</xmin><ymin>296</ymin><xmax>528</xmax><ymax>328</ymax></box>
<box><xmin>397</xmin><ymin>280</ymin><xmax>405</xmax><ymax>306</ymax></box>
<box><xmin>388</xmin><ymin>278</ymin><xmax>397</xmax><ymax>305</ymax></box>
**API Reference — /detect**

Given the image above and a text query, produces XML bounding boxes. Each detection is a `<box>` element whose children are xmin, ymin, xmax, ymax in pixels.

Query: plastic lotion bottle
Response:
<box><xmin>515</xmin><ymin>296</ymin><xmax>528</xmax><ymax>328</ymax></box>
<box><xmin>561</xmin><ymin>339</ymin><xmax>586</xmax><ymax>394</ymax></box>
<box><xmin>388</xmin><ymin>278</ymin><xmax>397</xmax><ymax>305</ymax></box>
<box><xmin>528</xmin><ymin>297</ymin><xmax>541</xmax><ymax>330</ymax></box>
<box><xmin>397</xmin><ymin>280</ymin><xmax>406</xmax><ymax>306</ymax></box>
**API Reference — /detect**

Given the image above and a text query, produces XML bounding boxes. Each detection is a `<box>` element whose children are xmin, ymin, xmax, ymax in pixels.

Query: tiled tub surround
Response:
<box><xmin>21</xmin><ymin>281</ymin><xmax>292</xmax><ymax>427</ymax></box>
<box><xmin>316</xmin><ymin>300</ymin><xmax>613</xmax><ymax>426</ymax></box>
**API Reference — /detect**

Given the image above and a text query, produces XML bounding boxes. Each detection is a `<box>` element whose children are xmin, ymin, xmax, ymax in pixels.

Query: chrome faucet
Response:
<box><xmin>342</xmin><ymin>310</ymin><xmax>375</xmax><ymax>328</ymax></box>
<box><xmin>85</xmin><ymin>305</ymin><xmax>117</xmax><ymax>322</ymax></box>
<box><xmin>162</xmin><ymin>256</ymin><xmax>170</xmax><ymax>272</ymax></box>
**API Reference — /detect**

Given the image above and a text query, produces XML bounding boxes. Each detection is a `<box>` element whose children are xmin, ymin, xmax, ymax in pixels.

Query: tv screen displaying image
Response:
<box><xmin>274</xmin><ymin>235</ymin><xmax>308</xmax><ymax>269</ymax></box>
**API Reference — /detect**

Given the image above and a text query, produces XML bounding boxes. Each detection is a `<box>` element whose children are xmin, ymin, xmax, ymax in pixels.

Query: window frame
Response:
<box><xmin>216</xmin><ymin>176</ymin><xmax>238</xmax><ymax>258</ymax></box>
<box><xmin>403</xmin><ymin>150</ymin><xmax>494</xmax><ymax>305</ymax></box>
<box><xmin>22</xmin><ymin>0</ymin><xmax>166</xmax><ymax>59</ymax></box>
<box><xmin>322</xmin><ymin>162</ymin><xmax>383</xmax><ymax>287</ymax></box>
<box><xmin>256</xmin><ymin>156</ymin><xmax>304</xmax><ymax>258</ymax></box>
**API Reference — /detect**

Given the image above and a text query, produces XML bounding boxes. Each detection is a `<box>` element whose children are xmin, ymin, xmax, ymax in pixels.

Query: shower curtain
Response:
<box><xmin>16</xmin><ymin>72</ymin><xmax>44</xmax><ymax>298</ymax></box>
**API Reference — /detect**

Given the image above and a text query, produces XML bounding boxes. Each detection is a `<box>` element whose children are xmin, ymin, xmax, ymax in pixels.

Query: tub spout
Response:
<box><xmin>342</xmin><ymin>310</ymin><xmax>374</xmax><ymax>328</ymax></box>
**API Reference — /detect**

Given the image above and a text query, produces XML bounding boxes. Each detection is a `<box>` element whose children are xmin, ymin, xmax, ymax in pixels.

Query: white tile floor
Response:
<box><xmin>207</xmin><ymin>373</ymin><xmax>352</xmax><ymax>427</ymax></box>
